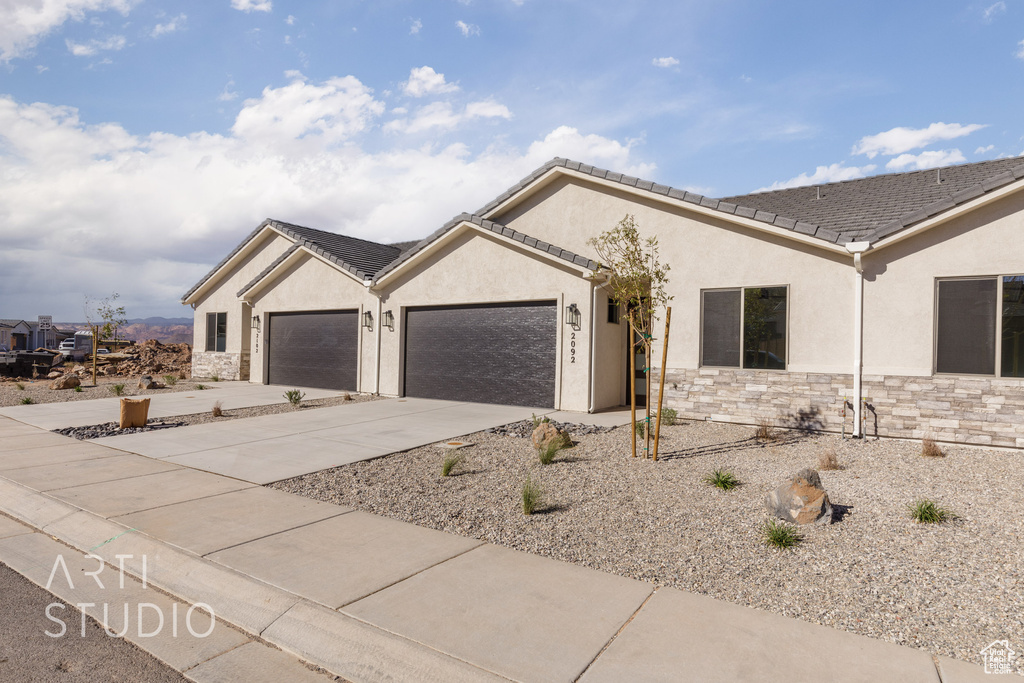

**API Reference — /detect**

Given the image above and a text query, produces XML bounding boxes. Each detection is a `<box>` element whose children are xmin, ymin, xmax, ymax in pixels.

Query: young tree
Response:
<box><xmin>588</xmin><ymin>215</ymin><xmax>672</xmax><ymax>458</ymax></box>
<box><xmin>84</xmin><ymin>292</ymin><xmax>127</xmax><ymax>343</ymax></box>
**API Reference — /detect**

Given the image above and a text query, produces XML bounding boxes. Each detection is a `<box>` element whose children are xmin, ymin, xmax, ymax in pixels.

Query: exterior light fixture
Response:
<box><xmin>565</xmin><ymin>303</ymin><xmax>581</xmax><ymax>328</ymax></box>
<box><xmin>250</xmin><ymin>315</ymin><xmax>260</xmax><ymax>331</ymax></box>
<box><xmin>382</xmin><ymin>310</ymin><xmax>395</xmax><ymax>330</ymax></box>
<box><xmin>362</xmin><ymin>311</ymin><xmax>374</xmax><ymax>330</ymax></box>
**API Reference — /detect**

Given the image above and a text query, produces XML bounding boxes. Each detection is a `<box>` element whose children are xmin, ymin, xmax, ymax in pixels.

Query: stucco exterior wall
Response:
<box><xmin>191</xmin><ymin>231</ymin><xmax>294</xmax><ymax>379</ymax></box>
<box><xmin>376</xmin><ymin>228</ymin><xmax>599</xmax><ymax>410</ymax></box>
<box><xmin>245</xmin><ymin>252</ymin><xmax>375</xmax><ymax>391</ymax></box>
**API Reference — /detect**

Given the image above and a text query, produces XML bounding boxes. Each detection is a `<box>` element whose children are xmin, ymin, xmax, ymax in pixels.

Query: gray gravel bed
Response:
<box><xmin>272</xmin><ymin>420</ymin><xmax>1024</xmax><ymax>669</ymax></box>
<box><xmin>0</xmin><ymin>376</ymin><xmax>206</xmax><ymax>407</ymax></box>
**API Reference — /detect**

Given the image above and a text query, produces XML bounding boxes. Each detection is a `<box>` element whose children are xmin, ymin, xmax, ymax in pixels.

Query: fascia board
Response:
<box><xmin>240</xmin><ymin>243</ymin><xmax>368</xmax><ymax>302</ymax></box>
<box><xmin>183</xmin><ymin>223</ymin><xmax>277</xmax><ymax>305</ymax></box>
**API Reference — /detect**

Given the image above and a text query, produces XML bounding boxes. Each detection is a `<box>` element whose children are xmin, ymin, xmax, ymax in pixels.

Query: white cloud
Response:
<box><xmin>0</xmin><ymin>83</ymin><xmax>650</xmax><ymax>318</ymax></box>
<box><xmin>385</xmin><ymin>99</ymin><xmax>512</xmax><ymax>134</ymax></box>
<box><xmin>455</xmin><ymin>20</ymin><xmax>479</xmax><ymax>37</ymax></box>
<box><xmin>885</xmin><ymin>149</ymin><xmax>966</xmax><ymax>171</ymax></box>
<box><xmin>402</xmin><ymin>66</ymin><xmax>459</xmax><ymax>97</ymax></box>
<box><xmin>852</xmin><ymin>122</ymin><xmax>987</xmax><ymax>158</ymax></box>
<box><xmin>409</xmin><ymin>18</ymin><xmax>422</xmax><ymax>35</ymax></box>
<box><xmin>286</xmin><ymin>15</ymin><xmax>295</xmax><ymax>25</ymax></box>
<box><xmin>975</xmin><ymin>144</ymin><xmax>995</xmax><ymax>154</ymax></box>
<box><xmin>465</xmin><ymin>99</ymin><xmax>512</xmax><ymax>119</ymax></box>
<box><xmin>0</xmin><ymin>0</ymin><xmax>138</xmax><ymax>61</ymax></box>
<box><xmin>756</xmin><ymin>163</ymin><xmax>877</xmax><ymax>192</ymax></box>
<box><xmin>151</xmin><ymin>14</ymin><xmax>186</xmax><ymax>38</ymax></box>
<box><xmin>65</xmin><ymin>34</ymin><xmax>126</xmax><ymax>56</ymax></box>
<box><xmin>1016</xmin><ymin>39</ymin><xmax>1024</xmax><ymax>60</ymax></box>
<box><xmin>983</xmin><ymin>1</ymin><xmax>1006</xmax><ymax>22</ymax></box>
<box><xmin>218</xmin><ymin>80</ymin><xmax>239</xmax><ymax>102</ymax></box>
<box><xmin>231</xmin><ymin>0</ymin><xmax>272</xmax><ymax>13</ymax></box>
<box><xmin>652</xmin><ymin>57</ymin><xmax>679</xmax><ymax>68</ymax></box>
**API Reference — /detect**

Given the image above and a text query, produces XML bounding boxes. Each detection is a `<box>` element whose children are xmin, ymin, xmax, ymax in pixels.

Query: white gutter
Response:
<box><xmin>588</xmin><ymin>280</ymin><xmax>597</xmax><ymax>413</ymax></box>
<box><xmin>845</xmin><ymin>241</ymin><xmax>871</xmax><ymax>437</ymax></box>
<box><xmin>367</xmin><ymin>283</ymin><xmax>382</xmax><ymax>395</ymax></box>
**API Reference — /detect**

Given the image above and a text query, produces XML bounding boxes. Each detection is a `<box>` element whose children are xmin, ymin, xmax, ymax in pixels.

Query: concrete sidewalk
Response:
<box><xmin>0</xmin><ymin>381</ymin><xmax>343</xmax><ymax>430</ymax></box>
<box><xmin>0</xmin><ymin>414</ymin><xmax>1005</xmax><ymax>682</ymax></box>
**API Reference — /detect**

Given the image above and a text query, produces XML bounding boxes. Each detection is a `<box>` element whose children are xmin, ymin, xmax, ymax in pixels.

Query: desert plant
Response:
<box><xmin>659</xmin><ymin>407</ymin><xmax>678</xmax><ymax>426</ymax></box>
<box><xmin>537</xmin><ymin>439</ymin><xmax>564</xmax><ymax>465</ymax></box>
<box><xmin>210</xmin><ymin>375</ymin><xmax>220</xmax><ymax>382</ymax></box>
<box><xmin>704</xmin><ymin>468</ymin><xmax>740</xmax><ymax>490</ymax></box>
<box><xmin>110</xmin><ymin>383</ymin><xmax>125</xmax><ymax>396</ymax></box>
<box><xmin>908</xmin><ymin>499</ymin><xmax>951</xmax><ymax>524</ymax></box>
<box><xmin>817</xmin><ymin>448</ymin><xmax>844</xmax><ymax>471</ymax></box>
<box><xmin>634</xmin><ymin>419</ymin><xmax>648</xmax><ymax>439</ymax></box>
<box><xmin>20</xmin><ymin>397</ymin><xmax>34</xmax><ymax>405</ymax></box>
<box><xmin>762</xmin><ymin>518</ymin><xmax>802</xmax><ymax>549</ymax></box>
<box><xmin>521</xmin><ymin>475</ymin><xmax>543</xmax><ymax>515</ymax></box>
<box><xmin>195</xmin><ymin>384</ymin><xmax>207</xmax><ymax>390</ymax></box>
<box><xmin>15</xmin><ymin>382</ymin><xmax>24</xmax><ymax>390</ymax></box>
<box><xmin>73</xmin><ymin>386</ymin><xmax>83</xmax><ymax>393</ymax></box>
<box><xmin>211</xmin><ymin>401</ymin><xmax>223</xmax><ymax>418</ymax></box>
<box><xmin>342</xmin><ymin>391</ymin><xmax>352</xmax><ymax>401</ymax></box>
<box><xmin>920</xmin><ymin>438</ymin><xmax>944</xmax><ymax>458</ymax></box>
<box><xmin>441</xmin><ymin>452</ymin><xmax>463</xmax><ymax>477</ymax></box>
<box><xmin>163</xmin><ymin>374</ymin><xmax>178</xmax><ymax>386</ymax></box>
<box><xmin>755</xmin><ymin>418</ymin><xmax>778</xmax><ymax>442</ymax></box>
<box><xmin>531</xmin><ymin>413</ymin><xmax>550</xmax><ymax>429</ymax></box>
<box><xmin>284</xmin><ymin>389</ymin><xmax>305</xmax><ymax>406</ymax></box>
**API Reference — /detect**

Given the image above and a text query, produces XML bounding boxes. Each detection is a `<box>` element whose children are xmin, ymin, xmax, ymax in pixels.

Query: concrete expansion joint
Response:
<box><xmin>574</xmin><ymin>586</ymin><xmax>658</xmax><ymax>682</ymax></box>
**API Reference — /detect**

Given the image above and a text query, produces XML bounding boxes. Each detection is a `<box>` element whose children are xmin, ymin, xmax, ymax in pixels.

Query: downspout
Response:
<box><xmin>367</xmin><ymin>282</ymin><xmax>383</xmax><ymax>396</ymax></box>
<box><xmin>589</xmin><ymin>280</ymin><xmax>597</xmax><ymax>413</ymax></box>
<box><xmin>845</xmin><ymin>241</ymin><xmax>871</xmax><ymax>437</ymax></box>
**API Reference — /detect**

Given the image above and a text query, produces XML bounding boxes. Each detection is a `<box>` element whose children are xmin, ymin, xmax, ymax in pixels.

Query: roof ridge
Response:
<box><xmin>268</xmin><ymin>219</ymin><xmax>401</xmax><ymax>252</ymax></box>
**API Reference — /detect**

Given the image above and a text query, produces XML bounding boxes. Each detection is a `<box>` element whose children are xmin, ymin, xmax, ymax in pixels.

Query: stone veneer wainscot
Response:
<box><xmin>192</xmin><ymin>351</ymin><xmax>249</xmax><ymax>381</ymax></box>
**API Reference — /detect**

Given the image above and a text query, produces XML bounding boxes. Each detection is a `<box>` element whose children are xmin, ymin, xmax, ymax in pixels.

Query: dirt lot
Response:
<box><xmin>273</xmin><ymin>419</ymin><xmax>1024</xmax><ymax>669</ymax></box>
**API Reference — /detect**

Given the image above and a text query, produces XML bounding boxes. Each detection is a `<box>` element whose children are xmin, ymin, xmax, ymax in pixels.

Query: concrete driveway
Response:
<box><xmin>92</xmin><ymin>398</ymin><xmax>541</xmax><ymax>484</ymax></box>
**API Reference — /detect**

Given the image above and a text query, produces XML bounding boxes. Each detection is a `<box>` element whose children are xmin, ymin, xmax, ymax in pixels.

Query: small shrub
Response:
<box><xmin>659</xmin><ymin>407</ymin><xmax>678</xmax><ymax>426</ymax></box>
<box><xmin>342</xmin><ymin>391</ymin><xmax>352</xmax><ymax>401</ymax></box>
<box><xmin>531</xmin><ymin>413</ymin><xmax>550</xmax><ymax>429</ymax></box>
<box><xmin>755</xmin><ymin>419</ymin><xmax>778</xmax><ymax>442</ymax></box>
<box><xmin>762</xmin><ymin>518</ymin><xmax>802</xmax><ymax>549</ymax></box>
<box><xmin>704</xmin><ymin>468</ymin><xmax>740</xmax><ymax>490</ymax></box>
<box><xmin>73</xmin><ymin>386</ymin><xmax>83</xmax><ymax>393</ymax></box>
<box><xmin>15</xmin><ymin>382</ymin><xmax>24</xmax><ymax>390</ymax></box>
<box><xmin>521</xmin><ymin>475</ymin><xmax>543</xmax><ymax>515</ymax></box>
<box><xmin>211</xmin><ymin>401</ymin><xmax>223</xmax><ymax>418</ymax></box>
<box><xmin>908</xmin><ymin>499</ymin><xmax>951</xmax><ymax>524</ymax></box>
<box><xmin>195</xmin><ymin>384</ymin><xmax>207</xmax><ymax>390</ymax></box>
<box><xmin>163</xmin><ymin>374</ymin><xmax>178</xmax><ymax>386</ymax></box>
<box><xmin>20</xmin><ymin>397</ymin><xmax>35</xmax><ymax>405</ymax></box>
<box><xmin>110</xmin><ymin>383</ymin><xmax>125</xmax><ymax>396</ymax></box>
<box><xmin>920</xmin><ymin>438</ymin><xmax>944</xmax><ymax>458</ymax></box>
<box><xmin>441</xmin><ymin>452</ymin><xmax>463</xmax><ymax>477</ymax></box>
<box><xmin>634</xmin><ymin>419</ymin><xmax>649</xmax><ymax>439</ymax></box>
<box><xmin>537</xmin><ymin>439</ymin><xmax>564</xmax><ymax>465</ymax></box>
<box><xmin>284</xmin><ymin>389</ymin><xmax>305</xmax><ymax>406</ymax></box>
<box><xmin>817</xmin><ymin>448</ymin><xmax>844</xmax><ymax>471</ymax></box>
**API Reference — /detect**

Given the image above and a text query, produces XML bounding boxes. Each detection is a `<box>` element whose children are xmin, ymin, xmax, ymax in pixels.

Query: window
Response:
<box><xmin>206</xmin><ymin>312</ymin><xmax>227</xmax><ymax>352</ymax></box>
<box><xmin>607</xmin><ymin>299</ymin><xmax>620</xmax><ymax>324</ymax></box>
<box><xmin>936</xmin><ymin>275</ymin><xmax>1024</xmax><ymax>377</ymax></box>
<box><xmin>701</xmin><ymin>286</ymin><xmax>787</xmax><ymax>370</ymax></box>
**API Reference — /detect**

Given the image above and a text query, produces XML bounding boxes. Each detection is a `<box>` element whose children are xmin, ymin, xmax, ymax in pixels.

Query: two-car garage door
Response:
<box><xmin>267</xmin><ymin>310</ymin><xmax>357</xmax><ymax>391</ymax></box>
<box><xmin>403</xmin><ymin>301</ymin><xmax>556</xmax><ymax>408</ymax></box>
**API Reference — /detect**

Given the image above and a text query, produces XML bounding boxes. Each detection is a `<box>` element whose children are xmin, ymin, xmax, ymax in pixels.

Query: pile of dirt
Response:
<box><xmin>112</xmin><ymin>339</ymin><xmax>192</xmax><ymax>378</ymax></box>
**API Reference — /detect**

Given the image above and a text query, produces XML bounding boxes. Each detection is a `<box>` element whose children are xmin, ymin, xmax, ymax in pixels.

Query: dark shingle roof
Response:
<box><xmin>0</xmin><ymin>319</ymin><xmax>27</xmax><ymax>328</ymax></box>
<box><xmin>372</xmin><ymin>213</ymin><xmax>600</xmax><ymax>283</ymax></box>
<box><xmin>720</xmin><ymin>157</ymin><xmax>1024</xmax><ymax>242</ymax></box>
<box><xmin>480</xmin><ymin>156</ymin><xmax>1024</xmax><ymax>246</ymax></box>
<box><xmin>388</xmin><ymin>240</ymin><xmax>421</xmax><ymax>255</ymax></box>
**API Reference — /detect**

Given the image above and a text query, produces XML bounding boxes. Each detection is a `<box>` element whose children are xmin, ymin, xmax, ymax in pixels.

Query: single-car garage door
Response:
<box><xmin>267</xmin><ymin>310</ymin><xmax>358</xmax><ymax>391</ymax></box>
<box><xmin>403</xmin><ymin>301</ymin><xmax>556</xmax><ymax>407</ymax></box>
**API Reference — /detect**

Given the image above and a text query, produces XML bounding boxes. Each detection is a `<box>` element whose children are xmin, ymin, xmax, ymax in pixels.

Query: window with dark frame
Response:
<box><xmin>700</xmin><ymin>286</ymin><xmax>787</xmax><ymax>370</ymax></box>
<box><xmin>607</xmin><ymin>298</ymin><xmax>620</xmax><ymax>324</ymax></box>
<box><xmin>206</xmin><ymin>312</ymin><xmax>227</xmax><ymax>352</ymax></box>
<box><xmin>936</xmin><ymin>275</ymin><xmax>1024</xmax><ymax>377</ymax></box>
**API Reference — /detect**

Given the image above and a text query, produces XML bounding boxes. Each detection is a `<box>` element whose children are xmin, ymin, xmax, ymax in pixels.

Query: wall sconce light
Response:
<box><xmin>250</xmin><ymin>315</ymin><xmax>260</xmax><ymax>331</ymax></box>
<box><xmin>362</xmin><ymin>311</ymin><xmax>374</xmax><ymax>330</ymax></box>
<box><xmin>382</xmin><ymin>310</ymin><xmax>395</xmax><ymax>330</ymax></box>
<box><xmin>565</xmin><ymin>303</ymin><xmax>581</xmax><ymax>329</ymax></box>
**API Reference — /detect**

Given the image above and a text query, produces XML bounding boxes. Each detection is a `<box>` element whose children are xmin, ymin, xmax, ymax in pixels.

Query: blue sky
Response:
<box><xmin>1</xmin><ymin>0</ymin><xmax>1022</xmax><ymax>319</ymax></box>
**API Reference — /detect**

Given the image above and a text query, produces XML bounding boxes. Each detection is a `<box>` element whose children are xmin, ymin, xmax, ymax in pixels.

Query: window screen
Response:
<box><xmin>936</xmin><ymin>278</ymin><xmax>996</xmax><ymax>375</ymax></box>
<box><xmin>743</xmin><ymin>287</ymin><xmax>787</xmax><ymax>370</ymax></box>
<box><xmin>701</xmin><ymin>290</ymin><xmax>741</xmax><ymax>367</ymax></box>
<box><xmin>206</xmin><ymin>312</ymin><xmax>227</xmax><ymax>352</ymax></box>
<box><xmin>1001</xmin><ymin>276</ymin><xmax>1024</xmax><ymax>378</ymax></box>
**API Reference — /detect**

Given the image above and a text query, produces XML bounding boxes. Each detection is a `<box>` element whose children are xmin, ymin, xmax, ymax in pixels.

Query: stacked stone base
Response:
<box><xmin>191</xmin><ymin>351</ymin><xmax>249</xmax><ymax>381</ymax></box>
<box><xmin>657</xmin><ymin>368</ymin><xmax>1024</xmax><ymax>448</ymax></box>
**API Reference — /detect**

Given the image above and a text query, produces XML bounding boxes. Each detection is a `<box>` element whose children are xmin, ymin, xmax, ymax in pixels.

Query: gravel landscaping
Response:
<box><xmin>272</xmin><ymin>419</ymin><xmax>1024</xmax><ymax>668</ymax></box>
<box><xmin>0</xmin><ymin>376</ymin><xmax>207</xmax><ymax>408</ymax></box>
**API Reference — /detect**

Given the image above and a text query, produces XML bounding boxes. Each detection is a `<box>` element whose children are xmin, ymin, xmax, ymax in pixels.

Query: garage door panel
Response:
<box><xmin>404</xmin><ymin>302</ymin><xmax>556</xmax><ymax>407</ymax></box>
<box><xmin>267</xmin><ymin>311</ymin><xmax>357</xmax><ymax>391</ymax></box>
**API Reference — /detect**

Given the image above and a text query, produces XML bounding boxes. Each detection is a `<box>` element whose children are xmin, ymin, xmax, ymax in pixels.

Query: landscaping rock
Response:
<box><xmin>137</xmin><ymin>375</ymin><xmax>164</xmax><ymax>390</ymax></box>
<box><xmin>489</xmin><ymin>419</ymin><xmax>612</xmax><ymax>438</ymax></box>
<box><xmin>531</xmin><ymin>422</ymin><xmax>572</xmax><ymax>449</ymax></box>
<box><xmin>766</xmin><ymin>468</ymin><xmax>832</xmax><ymax>525</ymax></box>
<box><xmin>46</xmin><ymin>371</ymin><xmax>61</xmax><ymax>379</ymax></box>
<box><xmin>49</xmin><ymin>374</ymin><xmax>81</xmax><ymax>390</ymax></box>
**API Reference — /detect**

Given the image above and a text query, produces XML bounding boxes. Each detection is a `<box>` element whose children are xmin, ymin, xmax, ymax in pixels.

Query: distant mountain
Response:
<box><xmin>56</xmin><ymin>318</ymin><xmax>194</xmax><ymax>345</ymax></box>
<box><xmin>127</xmin><ymin>317</ymin><xmax>194</xmax><ymax>326</ymax></box>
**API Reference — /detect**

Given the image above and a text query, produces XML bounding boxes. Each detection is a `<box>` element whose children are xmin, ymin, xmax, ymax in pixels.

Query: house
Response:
<box><xmin>184</xmin><ymin>156</ymin><xmax>1024</xmax><ymax>448</ymax></box>
<box><xmin>0</xmin><ymin>317</ymin><xmax>59</xmax><ymax>350</ymax></box>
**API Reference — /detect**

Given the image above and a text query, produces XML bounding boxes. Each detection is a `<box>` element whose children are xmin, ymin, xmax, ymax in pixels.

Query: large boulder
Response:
<box><xmin>766</xmin><ymin>468</ymin><xmax>833</xmax><ymax>525</ymax></box>
<box><xmin>138</xmin><ymin>375</ymin><xmax>164</xmax><ymax>390</ymax></box>
<box><xmin>50</xmin><ymin>374</ymin><xmax>81</xmax><ymax>390</ymax></box>
<box><xmin>531</xmin><ymin>422</ymin><xmax>572</xmax><ymax>450</ymax></box>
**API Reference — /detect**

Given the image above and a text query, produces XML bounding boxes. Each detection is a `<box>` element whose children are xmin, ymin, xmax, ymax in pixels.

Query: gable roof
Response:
<box><xmin>478</xmin><ymin>156</ymin><xmax>1024</xmax><ymax>247</ymax></box>
<box><xmin>721</xmin><ymin>156</ymin><xmax>1024</xmax><ymax>243</ymax></box>
<box><xmin>182</xmin><ymin>219</ymin><xmax>402</xmax><ymax>303</ymax></box>
<box><xmin>0</xmin><ymin>319</ymin><xmax>28</xmax><ymax>328</ymax></box>
<box><xmin>371</xmin><ymin>213</ymin><xmax>601</xmax><ymax>285</ymax></box>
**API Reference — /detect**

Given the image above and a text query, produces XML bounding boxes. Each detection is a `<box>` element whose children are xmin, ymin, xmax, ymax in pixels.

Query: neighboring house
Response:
<box><xmin>0</xmin><ymin>320</ymin><xmax>33</xmax><ymax>351</ymax></box>
<box><xmin>184</xmin><ymin>156</ymin><xmax>1024</xmax><ymax>448</ymax></box>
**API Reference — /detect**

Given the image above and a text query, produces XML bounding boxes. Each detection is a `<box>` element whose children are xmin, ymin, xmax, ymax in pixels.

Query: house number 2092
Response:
<box><xmin>570</xmin><ymin>332</ymin><xmax>576</xmax><ymax>363</ymax></box>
